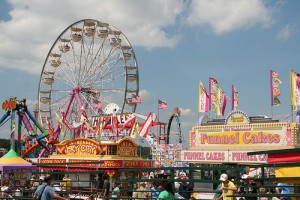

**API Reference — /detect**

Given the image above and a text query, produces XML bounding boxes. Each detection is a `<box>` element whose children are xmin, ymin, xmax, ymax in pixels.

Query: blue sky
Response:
<box><xmin>0</xmin><ymin>0</ymin><xmax>299</xmax><ymax>147</ymax></box>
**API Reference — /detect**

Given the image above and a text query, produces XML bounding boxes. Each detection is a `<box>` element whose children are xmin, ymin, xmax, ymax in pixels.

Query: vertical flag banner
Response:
<box><xmin>232</xmin><ymin>85</ymin><xmax>239</xmax><ymax>110</ymax></box>
<box><xmin>209</xmin><ymin>78</ymin><xmax>218</xmax><ymax>112</ymax></box>
<box><xmin>131</xmin><ymin>94</ymin><xmax>142</xmax><ymax>103</ymax></box>
<box><xmin>158</xmin><ymin>99</ymin><xmax>167</xmax><ymax>110</ymax></box>
<box><xmin>290</xmin><ymin>69</ymin><xmax>300</xmax><ymax>111</ymax></box>
<box><xmin>198</xmin><ymin>81</ymin><xmax>209</xmax><ymax>112</ymax></box>
<box><xmin>217</xmin><ymin>86</ymin><xmax>227</xmax><ymax>116</ymax></box>
<box><xmin>270</xmin><ymin>70</ymin><xmax>282</xmax><ymax>106</ymax></box>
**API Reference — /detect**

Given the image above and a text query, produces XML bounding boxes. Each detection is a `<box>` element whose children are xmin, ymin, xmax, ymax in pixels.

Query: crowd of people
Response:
<box><xmin>213</xmin><ymin>173</ymin><xmax>293</xmax><ymax>200</ymax></box>
<box><xmin>97</xmin><ymin>170</ymin><xmax>194</xmax><ymax>200</ymax></box>
<box><xmin>0</xmin><ymin>171</ymin><xmax>293</xmax><ymax>200</ymax></box>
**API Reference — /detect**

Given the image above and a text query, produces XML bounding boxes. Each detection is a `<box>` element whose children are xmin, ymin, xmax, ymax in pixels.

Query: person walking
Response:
<box><xmin>275</xmin><ymin>182</ymin><xmax>291</xmax><ymax>200</ymax></box>
<box><xmin>215</xmin><ymin>174</ymin><xmax>237</xmax><ymax>200</ymax></box>
<box><xmin>178</xmin><ymin>175</ymin><xmax>192</xmax><ymax>199</ymax></box>
<box><xmin>102</xmin><ymin>175</ymin><xmax>110</xmax><ymax>199</ymax></box>
<box><xmin>33</xmin><ymin>175</ymin><xmax>69</xmax><ymax>200</ymax></box>
<box><xmin>150</xmin><ymin>182</ymin><xmax>161</xmax><ymax>200</ymax></box>
<box><xmin>111</xmin><ymin>181</ymin><xmax>120</xmax><ymax>199</ymax></box>
<box><xmin>158</xmin><ymin>182</ymin><xmax>175</xmax><ymax>200</ymax></box>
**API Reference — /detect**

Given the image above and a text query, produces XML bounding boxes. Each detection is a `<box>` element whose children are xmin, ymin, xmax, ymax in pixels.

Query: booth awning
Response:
<box><xmin>40</xmin><ymin>167</ymin><xmax>100</xmax><ymax>172</ymax></box>
<box><xmin>0</xmin><ymin>149</ymin><xmax>36</xmax><ymax>171</ymax></box>
<box><xmin>268</xmin><ymin>152</ymin><xmax>300</xmax><ymax>163</ymax></box>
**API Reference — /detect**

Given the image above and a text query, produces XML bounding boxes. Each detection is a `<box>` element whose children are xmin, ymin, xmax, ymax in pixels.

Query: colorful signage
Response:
<box><xmin>69</xmin><ymin>159</ymin><xmax>98</xmax><ymax>168</ymax></box>
<box><xmin>56</xmin><ymin>138</ymin><xmax>104</xmax><ymax>155</ymax></box>
<box><xmin>100</xmin><ymin>160</ymin><xmax>122</xmax><ymax>168</ymax></box>
<box><xmin>40</xmin><ymin>159</ymin><xmax>66</xmax><ymax>165</ymax></box>
<box><xmin>152</xmin><ymin>143</ymin><xmax>182</xmax><ymax>167</ymax></box>
<box><xmin>181</xmin><ymin>150</ymin><xmax>267</xmax><ymax>164</ymax></box>
<box><xmin>124</xmin><ymin>160</ymin><xmax>152</xmax><ymax>168</ymax></box>
<box><xmin>92</xmin><ymin>113</ymin><xmax>132</xmax><ymax>126</ymax></box>
<box><xmin>225</xmin><ymin>110</ymin><xmax>250</xmax><ymax>124</ymax></box>
<box><xmin>191</xmin><ymin>122</ymin><xmax>293</xmax><ymax>150</ymax></box>
<box><xmin>39</xmin><ymin>159</ymin><xmax>151</xmax><ymax>168</ymax></box>
<box><xmin>118</xmin><ymin>139</ymin><xmax>136</xmax><ymax>157</ymax></box>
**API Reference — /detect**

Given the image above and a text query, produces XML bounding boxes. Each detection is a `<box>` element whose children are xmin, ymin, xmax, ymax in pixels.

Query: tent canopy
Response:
<box><xmin>0</xmin><ymin>149</ymin><xmax>36</xmax><ymax>170</ymax></box>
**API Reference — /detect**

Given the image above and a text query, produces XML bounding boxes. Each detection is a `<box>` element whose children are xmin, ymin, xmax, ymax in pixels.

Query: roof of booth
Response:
<box><xmin>0</xmin><ymin>149</ymin><xmax>36</xmax><ymax>170</ymax></box>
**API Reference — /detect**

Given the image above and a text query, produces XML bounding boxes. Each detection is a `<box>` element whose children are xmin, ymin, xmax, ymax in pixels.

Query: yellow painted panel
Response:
<box><xmin>276</xmin><ymin>166</ymin><xmax>300</xmax><ymax>178</ymax></box>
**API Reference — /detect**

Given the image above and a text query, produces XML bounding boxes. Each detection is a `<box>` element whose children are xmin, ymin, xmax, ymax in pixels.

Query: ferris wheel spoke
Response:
<box><xmin>68</xmin><ymin>42</ymin><xmax>84</xmax><ymax>84</ymax></box>
<box><xmin>91</xmin><ymin>59</ymin><xmax>123</xmax><ymax>86</ymax></box>
<box><xmin>83</xmin><ymin>66</ymin><xmax>124</xmax><ymax>88</ymax></box>
<box><xmin>49</xmin><ymin>89</ymin><xmax>73</xmax><ymax>93</ymax></box>
<box><xmin>83</xmin><ymin>43</ymin><xmax>104</xmax><ymax>82</ymax></box>
<box><xmin>54</xmin><ymin>73</ymin><xmax>77</xmax><ymax>88</ymax></box>
<box><xmin>52</xmin><ymin>45</ymin><xmax>79</xmax><ymax>87</ymax></box>
<box><xmin>81</xmin><ymin>43</ymin><xmax>119</xmax><ymax>85</ymax></box>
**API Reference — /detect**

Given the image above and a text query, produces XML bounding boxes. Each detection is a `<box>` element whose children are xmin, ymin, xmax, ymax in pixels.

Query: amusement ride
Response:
<box><xmin>0</xmin><ymin>19</ymin><xmax>183</xmax><ymax>161</ymax></box>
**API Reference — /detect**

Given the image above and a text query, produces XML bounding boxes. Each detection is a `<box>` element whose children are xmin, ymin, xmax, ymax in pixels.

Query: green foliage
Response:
<box><xmin>0</xmin><ymin>138</ymin><xmax>10</xmax><ymax>150</ymax></box>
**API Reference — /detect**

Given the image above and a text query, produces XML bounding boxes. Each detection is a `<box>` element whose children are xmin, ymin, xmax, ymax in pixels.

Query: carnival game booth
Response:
<box><xmin>35</xmin><ymin>137</ymin><xmax>153</xmax><ymax>192</ymax></box>
<box><xmin>0</xmin><ymin>149</ymin><xmax>36</xmax><ymax>188</ymax></box>
<box><xmin>179</xmin><ymin>110</ymin><xmax>299</xmax><ymax>199</ymax></box>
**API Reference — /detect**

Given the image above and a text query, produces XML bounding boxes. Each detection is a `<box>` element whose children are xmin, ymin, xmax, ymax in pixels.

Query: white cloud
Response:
<box><xmin>139</xmin><ymin>89</ymin><xmax>154</xmax><ymax>102</ymax></box>
<box><xmin>0</xmin><ymin>0</ymin><xmax>279</xmax><ymax>76</ymax></box>
<box><xmin>179</xmin><ymin>107</ymin><xmax>194</xmax><ymax>116</ymax></box>
<box><xmin>186</xmin><ymin>0</ymin><xmax>274</xmax><ymax>35</ymax></box>
<box><xmin>276</xmin><ymin>24</ymin><xmax>292</xmax><ymax>40</ymax></box>
<box><xmin>0</xmin><ymin>0</ymin><xmax>184</xmax><ymax>74</ymax></box>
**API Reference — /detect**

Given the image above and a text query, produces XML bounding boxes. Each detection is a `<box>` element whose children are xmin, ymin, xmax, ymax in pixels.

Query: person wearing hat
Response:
<box><xmin>215</xmin><ymin>174</ymin><xmax>237</xmax><ymax>200</ymax></box>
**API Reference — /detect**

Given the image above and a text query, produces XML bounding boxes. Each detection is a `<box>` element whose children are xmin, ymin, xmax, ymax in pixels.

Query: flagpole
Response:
<box><xmin>290</xmin><ymin>70</ymin><xmax>294</xmax><ymax>123</ymax></box>
<box><xmin>157</xmin><ymin>99</ymin><xmax>160</xmax><ymax>122</ymax></box>
<box><xmin>290</xmin><ymin>69</ymin><xmax>294</xmax><ymax>123</ymax></box>
<box><xmin>208</xmin><ymin>78</ymin><xmax>211</xmax><ymax>118</ymax></box>
<box><xmin>270</xmin><ymin>70</ymin><xmax>273</xmax><ymax>118</ymax></box>
<box><xmin>231</xmin><ymin>85</ymin><xmax>234</xmax><ymax>111</ymax></box>
<box><xmin>291</xmin><ymin>106</ymin><xmax>294</xmax><ymax>123</ymax></box>
<box><xmin>271</xmin><ymin>106</ymin><xmax>273</xmax><ymax>119</ymax></box>
<box><xmin>197</xmin><ymin>82</ymin><xmax>200</xmax><ymax>126</ymax></box>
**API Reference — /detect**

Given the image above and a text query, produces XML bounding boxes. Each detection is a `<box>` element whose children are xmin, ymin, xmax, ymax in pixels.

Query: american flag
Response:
<box><xmin>93</xmin><ymin>100</ymin><xmax>103</xmax><ymax>113</ymax></box>
<box><xmin>158</xmin><ymin>99</ymin><xmax>167</xmax><ymax>110</ymax></box>
<box><xmin>131</xmin><ymin>94</ymin><xmax>142</xmax><ymax>103</ymax></box>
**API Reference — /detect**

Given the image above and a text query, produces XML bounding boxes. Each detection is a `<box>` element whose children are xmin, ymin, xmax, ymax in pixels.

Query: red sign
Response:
<box><xmin>68</xmin><ymin>159</ymin><xmax>98</xmax><ymax>168</ymax></box>
<box><xmin>100</xmin><ymin>160</ymin><xmax>122</xmax><ymax>168</ymax></box>
<box><xmin>138</xmin><ymin>160</ymin><xmax>151</xmax><ymax>168</ymax></box>
<box><xmin>40</xmin><ymin>159</ymin><xmax>66</xmax><ymax>165</ymax></box>
<box><xmin>124</xmin><ymin>160</ymin><xmax>139</xmax><ymax>168</ymax></box>
<box><xmin>56</xmin><ymin>138</ymin><xmax>103</xmax><ymax>155</ymax></box>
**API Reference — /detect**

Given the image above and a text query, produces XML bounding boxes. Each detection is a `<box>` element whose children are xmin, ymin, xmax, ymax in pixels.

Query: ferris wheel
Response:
<box><xmin>38</xmin><ymin>19</ymin><xmax>139</xmax><ymax>140</ymax></box>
